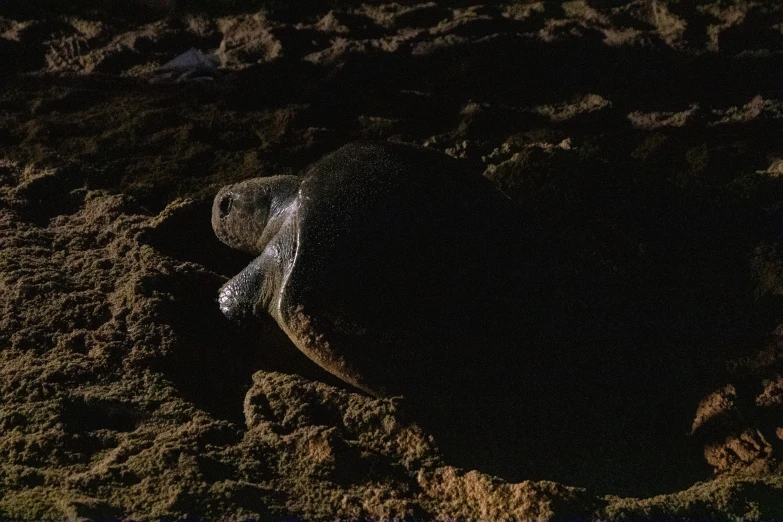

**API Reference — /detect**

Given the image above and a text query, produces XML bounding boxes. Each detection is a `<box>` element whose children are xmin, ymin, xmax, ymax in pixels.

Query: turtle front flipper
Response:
<box><xmin>218</xmin><ymin>249</ymin><xmax>283</xmax><ymax>323</ymax></box>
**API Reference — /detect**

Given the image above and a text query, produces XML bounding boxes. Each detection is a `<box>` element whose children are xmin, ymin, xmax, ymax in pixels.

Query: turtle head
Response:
<box><xmin>212</xmin><ymin>175</ymin><xmax>301</xmax><ymax>256</ymax></box>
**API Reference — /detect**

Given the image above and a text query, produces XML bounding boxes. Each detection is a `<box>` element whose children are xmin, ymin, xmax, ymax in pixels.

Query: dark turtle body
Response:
<box><xmin>212</xmin><ymin>141</ymin><xmax>526</xmax><ymax>397</ymax></box>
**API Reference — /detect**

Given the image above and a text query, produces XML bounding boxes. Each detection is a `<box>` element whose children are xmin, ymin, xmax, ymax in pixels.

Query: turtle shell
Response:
<box><xmin>275</xmin><ymin>141</ymin><xmax>526</xmax><ymax>397</ymax></box>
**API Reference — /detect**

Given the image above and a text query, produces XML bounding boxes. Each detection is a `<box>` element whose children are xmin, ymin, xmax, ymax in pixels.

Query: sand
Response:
<box><xmin>2</xmin><ymin>0</ymin><xmax>783</xmax><ymax>519</ymax></box>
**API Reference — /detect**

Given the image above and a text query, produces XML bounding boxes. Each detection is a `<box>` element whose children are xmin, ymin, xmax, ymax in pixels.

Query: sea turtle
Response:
<box><xmin>211</xmin><ymin>141</ymin><xmax>712</xmax><ymax>492</ymax></box>
<box><xmin>212</xmin><ymin>141</ymin><xmax>525</xmax><ymax>397</ymax></box>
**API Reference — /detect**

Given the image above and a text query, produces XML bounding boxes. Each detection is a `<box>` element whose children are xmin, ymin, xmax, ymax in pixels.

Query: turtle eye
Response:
<box><xmin>218</xmin><ymin>192</ymin><xmax>233</xmax><ymax>218</ymax></box>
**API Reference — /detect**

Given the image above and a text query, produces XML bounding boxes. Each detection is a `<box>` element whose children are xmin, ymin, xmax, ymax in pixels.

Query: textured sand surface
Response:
<box><xmin>2</xmin><ymin>0</ymin><xmax>783</xmax><ymax>519</ymax></box>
